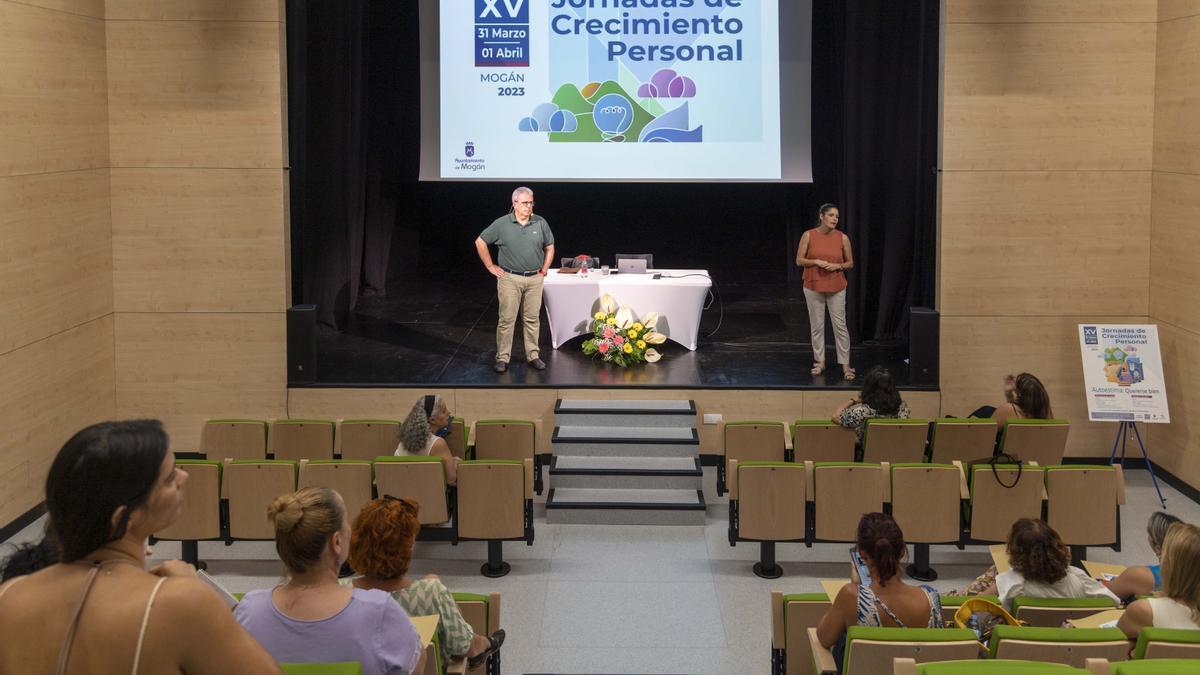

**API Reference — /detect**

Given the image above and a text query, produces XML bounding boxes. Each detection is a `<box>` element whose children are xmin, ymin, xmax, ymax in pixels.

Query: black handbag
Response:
<box><xmin>967</xmin><ymin>452</ymin><xmax>1023</xmax><ymax>489</ymax></box>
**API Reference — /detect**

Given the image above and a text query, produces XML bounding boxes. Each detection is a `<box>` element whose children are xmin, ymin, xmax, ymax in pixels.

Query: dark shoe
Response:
<box><xmin>527</xmin><ymin>357</ymin><xmax>546</xmax><ymax>370</ymax></box>
<box><xmin>468</xmin><ymin>629</ymin><xmax>506</xmax><ymax>669</ymax></box>
<box><xmin>493</xmin><ymin>361</ymin><xmax>508</xmax><ymax>373</ymax></box>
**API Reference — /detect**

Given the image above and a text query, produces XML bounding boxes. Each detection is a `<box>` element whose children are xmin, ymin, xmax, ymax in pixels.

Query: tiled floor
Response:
<box><xmin>5</xmin><ymin>469</ymin><xmax>1197</xmax><ymax>674</ymax></box>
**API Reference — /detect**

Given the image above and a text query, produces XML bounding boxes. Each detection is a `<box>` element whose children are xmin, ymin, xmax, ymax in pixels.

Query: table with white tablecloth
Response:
<box><xmin>541</xmin><ymin>269</ymin><xmax>712</xmax><ymax>350</ymax></box>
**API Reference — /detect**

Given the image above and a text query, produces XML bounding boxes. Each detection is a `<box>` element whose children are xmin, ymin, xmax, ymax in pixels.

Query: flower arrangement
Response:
<box><xmin>581</xmin><ymin>293</ymin><xmax>667</xmax><ymax>366</ymax></box>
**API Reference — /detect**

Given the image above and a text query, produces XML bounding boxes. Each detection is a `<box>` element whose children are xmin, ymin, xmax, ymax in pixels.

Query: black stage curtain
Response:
<box><xmin>287</xmin><ymin>0</ymin><xmax>937</xmax><ymax>339</ymax></box>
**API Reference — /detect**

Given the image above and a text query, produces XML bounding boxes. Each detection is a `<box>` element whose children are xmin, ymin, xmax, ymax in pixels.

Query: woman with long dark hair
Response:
<box><xmin>831</xmin><ymin>366</ymin><xmax>911</xmax><ymax>446</ymax></box>
<box><xmin>796</xmin><ymin>203</ymin><xmax>856</xmax><ymax>381</ymax></box>
<box><xmin>0</xmin><ymin>420</ymin><xmax>278</xmax><ymax>674</ymax></box>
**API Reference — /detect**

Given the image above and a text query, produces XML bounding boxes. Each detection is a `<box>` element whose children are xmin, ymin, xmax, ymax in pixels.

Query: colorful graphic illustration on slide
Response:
<box><xmin>1101</xmin><ymin>346</ymin><xmax>1145</xmax><ymax>387</ymax></box>
<box><xmin>518</xmin><ymin>69</ymin><xmax>704</xmax><ymax>144</ymax></box>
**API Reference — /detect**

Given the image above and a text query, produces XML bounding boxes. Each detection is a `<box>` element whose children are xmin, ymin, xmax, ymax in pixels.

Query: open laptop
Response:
<box><xmin>617</xmin><ymin>258</ymin><xmax>649</xmax><ymax>274</ymax></box>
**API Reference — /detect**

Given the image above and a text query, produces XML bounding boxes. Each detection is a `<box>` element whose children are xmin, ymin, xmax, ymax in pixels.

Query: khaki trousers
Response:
<box><xmin>496</xmin><ymin>273</ymin><xmax>543</xmax><ymax>363</ymax></box>
<box><xmin>803</xmin><ymin>287</ymin><xmax>850</xmax><ymax>365</ymax></box>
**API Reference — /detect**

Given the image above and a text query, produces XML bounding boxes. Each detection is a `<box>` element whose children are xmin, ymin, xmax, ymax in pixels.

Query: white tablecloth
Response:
<box><xmin>541</xmin><ymin>269</ymin><xmax>712</xmax><ymax>350</ymax></box>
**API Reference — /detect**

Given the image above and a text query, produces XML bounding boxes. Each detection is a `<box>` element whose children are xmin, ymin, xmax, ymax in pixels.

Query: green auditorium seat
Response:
<box><xmin>988</xmin><ymin>625</ymin><xmax>1130</xmax><ymax>667</ymax></box>
<box><xmin>335</xmin><ymin>419</ymin><xmax>400</xmax><ymax>461</ymax></box>
<box><xmin>928</xmin><ymin>418</ymin><xmax>997</xmax><ymax>465</ymax></box>
<box><xmin>808</xmin><ymin>626</ymin><xmax>980</xmax><ymax>675</ymax></box>
<box><xmin>861</xmin><ymin>418</ymin><xmax>929</xmax><ymax>464</ymax></box>
<box><xmin>1133</xmin><ymin>627</ymin><xmax>1200</xmax><ymax>660</ymax></box>
<box><xmin>998</xmin><ymin>419</ymin><xmax>1070</xmax><ymax>468</ymax></box>
<box><xmin>1011</xmin><ymin>596</ymin><xmax>1119</xmax><ymax>628</ymax></box>
<box><xmin>720</xmin><ymin>420</ymin><xmax>787</xmax><ymax>496</ymax></box>
<box><xmin>791</xmin><ymin>420</ymin><xmax>856</xmax><ymax>464</ymax></box>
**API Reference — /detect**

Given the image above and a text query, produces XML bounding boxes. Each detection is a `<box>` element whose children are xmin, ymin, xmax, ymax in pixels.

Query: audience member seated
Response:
<box><xmin>816</xmin><ymin>513</ymin><xmax>943</xmax><ymax>668</ymax></box>
<box><xmin>968</xmin><ymin>372</ymin><xmax>1053</xmax><ymax>424</ymax></box>
<box><xmin>346</xmin><ymin>496</ymin><xmax>505</xmax><ymax>671</ymax></box>
<box><xmin>1119</xmin><ymin>522</ymin><xmax>1200</xmax><ymax>637</ymax></box>
<box><xmin>831</xmin><ymin>366</ymin><xmax>911</xmax><ymax>447</ymax></box>
<box><xmin>236</xmin><ymin>487</ymin><xmax>425</xmax><ymax>675</ymax></box>
<box><xmin>0</xmin><ymin>420</ymin><xmax>279</xmax><ymax>674</ymax></box>
<box><xmin>965</xmin><ymin>518</ymin><xmax>1119</xmax><ymax>611</ymax></box>
<box><xmin>1105</xmin><ymin>511</ymin><xmax>1183</xmax><ymax>601</ymax></box>
<box><xmin>397</xmin><ymin>395</ymin><xmax>460</xmax><ymax>485</ymax></box>
<box><xmin>0</xmin><ymin>536</ymin><xmax>58</xmax><ymax>582</ymax></box>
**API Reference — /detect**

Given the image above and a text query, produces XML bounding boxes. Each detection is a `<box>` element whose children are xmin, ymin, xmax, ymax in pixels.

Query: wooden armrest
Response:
<box><xmin>893</xmin><ymin>657</ymin><xmax>917</xmax><ymax>675</ymax></box>
<box><xmin>805</xmin><ymin>460</ymin><xmax>815</xmax><ymax>502</ymax></box>
<box><xmin>771</xmin><ymin>591</ymin><xmax>785</xmax><ymax>650</ymax></box>
<box><xmin>1084</xmin><ymin>657</ymin><xmax>1112</xmax><ymax>675</ymax></box>
<box><xmin>807</xmin><ymin>627</ymin><xmax>837</xmax><ymax>675</ymax></box>
<box><xmin>729</xmin><ymin>459</ymin><xmax>739</xmax><ymax>500</ymax></box>
<box><xmin>880</xmin><ymin>461</ymin><xmax>891</xmax><ymax>502</ymax></box>
<box><xmin>533</xmin><ymin>418</ymin><xmax>544</xmax><ymax>454</ymax></box>
<box><xmin>523</xmin><ymin>458</ymin><xmax>534</xmax><ymax>499</ymax></box>
<box><xmin>952</xmin><ymin>460</ymin><xmax>970</xmax><ymax>499</ymax></box>
<box><xmin>445</xmin><ymin>657</ymin><xmax>468</xmax><ymax>675</ymax></box>
<box><xmin>784</xmin><ymin>424</ymin><xmax>793</xmax><ymax>451</ymax></box>
<box><xmin>1113</xmin><ymin>464</ymin><xmax>1126</xmax><ymax>505</ymax></box>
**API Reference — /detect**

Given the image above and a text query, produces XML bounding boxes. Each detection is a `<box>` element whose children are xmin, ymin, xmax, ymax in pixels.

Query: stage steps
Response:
<box><xmin>546</xmin><ymin>399</ymin><xmax>705</xmax><ymax>526</ymax></box>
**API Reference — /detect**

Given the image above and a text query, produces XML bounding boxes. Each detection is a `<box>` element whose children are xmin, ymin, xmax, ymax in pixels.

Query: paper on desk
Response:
<box><xmin>1082</xmin><ymin>560</ymin><xmax>1127</xmax><ymax>580</ymax></box>
<box><xmin>821</xmin><ymin>579</ymin><xmax>851</xmax><ymax>601</ymax></box>
<box><xmin>1066</xmin><ymin>609</ymin><xmax>1125</xmax><ymax>629</ymax></box>
<box><xmin>990</xmin><ymin>544</ymin><xmax>1011</xmax><ymax>574</ymax></box>
<box><xmin>411</xmin><ymin>614</ymin><xmax>440</xmax><ymax>648</ymax></box>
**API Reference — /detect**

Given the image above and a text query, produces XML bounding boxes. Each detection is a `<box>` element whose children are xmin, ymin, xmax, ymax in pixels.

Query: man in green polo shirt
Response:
<box><xmin>474</xmin><ymin>186</ymin><xmax>556</xmax><ymax>373</ymax></box>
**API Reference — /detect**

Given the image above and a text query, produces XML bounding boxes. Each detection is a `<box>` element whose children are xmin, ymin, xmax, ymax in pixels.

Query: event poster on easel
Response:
<box><xmin>1078</xmin><ymin>324</ymin><xmax>1171</xmax><ymax>423</ymax></box>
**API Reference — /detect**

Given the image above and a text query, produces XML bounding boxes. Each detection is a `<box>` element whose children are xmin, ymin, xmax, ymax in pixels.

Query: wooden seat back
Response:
<box><xmin>891</xmin><ymin>464</ymin><xmax>962</xmax><ymax>544</ymax></box>
<box><xmin>968</xmin><ymin>464</ymin><xmax>1045</xmax><ymax>542</ymax></box>
<box><xmin>200</xmin><ymin>419</ymin><xmax>267</xmax><ymax>460</ymax></box>
<box><xmin>225</xmin><ymin>460</ymin><xmax>298</xmax><ymax>539</ymax></box>
<box><xmin>861</xmin><ymin>420</ymin><xmax>929</xmax><ymax>464</ymax></box>
<box><xmin>472</xmin><ymin>420</ymin><xmax>535</xmax><ymax>462</ymax></box>
<box><xmin>725</xmin><ymin>421</ymin><xmax>787</xmax><ymax>476</ymax></box>
<box><xmin>929</xmin><ymin>419</ymin><xmax>997</xmax><ymax>465</ymax></box>
<box><xmin>1000</xmin><ymin>420</ymin><xmax>1070</xmax><ymax>467</ymax></box>
<box><xmin>811</xmin><ymin>462</ymin><xmax>884</xmax><ymax>541</ymax></box>
<box><xmin>269</xmin><ymin>419</ymin><xmax>335</xmax><ymax>461</ymax></box>
<box><xmin>299</xmin><ymin>461</ymin><xmax>374</xmax><ymax>525</ymax></box>
<box><xmin>373</xmin><ymin>457</ymin><xmax>450</xmax><ymax>525</ymax></box>
<box><xmin>336</xmin><ymin>420</ymin><xmax>399</xmax><ymax>461</ymax></box>
<box><xmin>733</xmin><ymin>461</ymin><xmax>806</xmax><ymax>541</ymax></box>
<box><xmin>156</xmin><ymin>460</ymin><xmax>221</xmax><ymax>540</ymax></box>
<box><xmin>791</xmin><ymin>421</ymin><xmax>856</xmax><ymax>463</ymax></box>
<box><xmin>456</xmin><ymin>459</ymin><xmax>531</xmax><ymax>540</ymax></box>
<box><xmin>1046</xmin><ymin>465</ymin><xmax>1123</xmax><ymax>546</ymax></box>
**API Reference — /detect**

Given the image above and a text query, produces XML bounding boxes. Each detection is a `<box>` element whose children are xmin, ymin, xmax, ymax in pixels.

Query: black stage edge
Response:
<box><xmin>305</xmin><ymin>275</ymin><xmax>934</xmax><ymax>391</ymax></box>
<box><xmin>0</xmin><ymin>502</ymin><xmax>46</xmax><ymax>544</ymax></box>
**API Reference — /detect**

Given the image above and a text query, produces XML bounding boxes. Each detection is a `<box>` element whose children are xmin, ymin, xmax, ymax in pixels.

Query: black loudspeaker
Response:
<box><xmin>909</xmin><ymin>307</ymin><xmax>939</xmax><ymax>386</ymax></box>
<box><xmin>287</xmin><ymin>305</ymin><xmax>318</xmax><ymax>385</ymax></box>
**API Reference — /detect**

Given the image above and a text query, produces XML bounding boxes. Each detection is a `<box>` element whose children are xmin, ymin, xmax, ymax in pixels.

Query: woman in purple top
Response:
<box><xmin>235</xmin><ymin>487</ymin><xmax>425</xmax><ymax>675</ymax></box>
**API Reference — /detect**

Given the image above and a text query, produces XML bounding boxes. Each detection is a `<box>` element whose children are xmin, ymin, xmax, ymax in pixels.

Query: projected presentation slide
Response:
<box><xmin>438</xmin><ymin>0</ymin><xmax>784</xmax><ymax>181</ymax></box>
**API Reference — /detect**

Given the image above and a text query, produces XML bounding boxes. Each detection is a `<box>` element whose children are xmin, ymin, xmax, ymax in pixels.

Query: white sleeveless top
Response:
<box><xmin>1148</xmin><ymin>597</ymin><xmax>1200</xmax><ymax>629</ymax></box>
<box><xmin>395</xmin><ymin>434</ymin><xmax>437</xmax><ymax>457</ymax></box>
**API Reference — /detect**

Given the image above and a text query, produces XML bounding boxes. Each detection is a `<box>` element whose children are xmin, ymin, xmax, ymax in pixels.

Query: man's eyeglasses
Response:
<box><xmin>516</xmin><ymin>201</ymin><xmax>535</xmax><ymax>207</ymax></box>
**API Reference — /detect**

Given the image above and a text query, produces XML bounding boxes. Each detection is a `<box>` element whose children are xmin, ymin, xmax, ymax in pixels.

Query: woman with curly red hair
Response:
<box><xmin>346</xmin><ymin>496</ymin><xmax>503</xmax><ymax>672</ymax></box>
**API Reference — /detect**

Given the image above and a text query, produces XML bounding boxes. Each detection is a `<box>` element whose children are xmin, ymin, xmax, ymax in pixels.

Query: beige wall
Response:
<box><xmin>107</xmin><ymin>0</ymin><xmax>289</xmax><ymax>453</ymax></box>
<box><xmin>0</xmin><ymin>0</ymin><xmax>114</xmax><ymax>526</ymax></box>
<box><xmin>1148</xmin><ymin>1</ymin><xmax>1200</xmax><ymax>486</ymax></box>
<box><xmin>940</xmin><ymin>0</ymin><xmax>1158</xmax><ymax>457</ymax></box>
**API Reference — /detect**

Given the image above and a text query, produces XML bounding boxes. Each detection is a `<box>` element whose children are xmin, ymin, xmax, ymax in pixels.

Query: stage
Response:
<box><xmin>306</xmin><ymin>273</ymin><xmax>933</xmax><ymax>391</ymax></box>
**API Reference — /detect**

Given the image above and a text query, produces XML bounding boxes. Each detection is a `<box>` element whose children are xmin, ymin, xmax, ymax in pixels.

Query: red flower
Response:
<box><xmin>614</xmin><ymin>336</ymin><xmax>625</xmax><ymax>345</ymax></box>
<box><xmin>603</xmin><ymin>326</ymin><xmax>615</xmax><ymax>339</ymax></box>
<box><xmin>598</xmin><ymin>342</ymin><xmax>609</xmax><ymax>353</ymax></box>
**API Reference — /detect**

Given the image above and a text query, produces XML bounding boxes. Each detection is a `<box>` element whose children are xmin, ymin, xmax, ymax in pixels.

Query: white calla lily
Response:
<box><xmin>599</xmin><ymin>293</ymin><xmax>617</xmax><ymax>314</ymax></box>
<box><xmin>641</xmin><ymin>312</ymin><xmax>659</xmax><ymax>329</ymax></box>
<box><xmin>615</xmin><ymin>306</ymin><xmax>634</xmax><ymax>329</ymax></box>
<box><xmin>643</xmin><ymin>331</ymin><xmax>667</xmax><ymax>345</ymax></box>
<box><xmin>644</xmin><ymin>348</ymin><xmax>662</xmax><ymax>363</ymax></box>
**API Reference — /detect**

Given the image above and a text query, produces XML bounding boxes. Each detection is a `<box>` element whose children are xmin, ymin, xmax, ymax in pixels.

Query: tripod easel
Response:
<box><xmin>1108</xmin><ymin>420</ymin><xmax>1166</xmax><ymax>509</ymax></box>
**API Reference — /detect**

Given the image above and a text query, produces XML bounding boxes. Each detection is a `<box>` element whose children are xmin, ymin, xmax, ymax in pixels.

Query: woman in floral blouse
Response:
<box><xmin>831</xmin><ymin>366</ymin><xmax>911</xmax><ymax>447</ymax></box>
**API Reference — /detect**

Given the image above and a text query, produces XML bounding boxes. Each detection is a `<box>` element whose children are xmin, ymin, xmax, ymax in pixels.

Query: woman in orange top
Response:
<box><xmin>795</xmin><ymin>203</ymin><xmax>855</xmax><ymax>380</ymax></box>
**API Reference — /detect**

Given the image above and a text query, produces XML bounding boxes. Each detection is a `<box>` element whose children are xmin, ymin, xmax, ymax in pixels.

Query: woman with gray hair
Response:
<box><xmin>1104</xmin><ymin>511</ymin><xmax>1183</xmax><ymax>601</ymax></box>
<box><xmin>396</xmin><ymin>395</ymin><xmax>460</xmax><ymax>485</ymax></box>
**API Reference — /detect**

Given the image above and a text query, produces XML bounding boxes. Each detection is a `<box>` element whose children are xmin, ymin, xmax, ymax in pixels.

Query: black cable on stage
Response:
<box><xmin>655</xmin><ymin>273</ymin><xmax>723</xmax><ymax>338</ymax></box>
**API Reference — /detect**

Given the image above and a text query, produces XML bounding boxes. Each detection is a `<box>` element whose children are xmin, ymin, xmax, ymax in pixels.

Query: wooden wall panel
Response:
<box><xmin>941</xmin><ymin>316</ymin><xmax>1148</xmax><ymax>457</ymax></box>
<box><xmin>0</xmin><ymin>2</ymin><xmax>108</xmax><ymax>176</ymax></box>
<box><xmin>114</xmin><ymin>313</ymin><xmax>286</xmax><ymax>453</ymax></box>
<box><xmin>940</xmin><ymin>171</ymin><xmax>1151</xmax><ymax>317</ymax></box>
<box><xmin>106</xmin><ymin>20</ymin><xmax>283</xmax><ymax>168</ymax></box>
<box><xmin>1148</xmin><ymin>322</ymin><xmax>1200</xmax><ymax>488</ymax></box>
<box><xmin>948</xmin><ymin>0</ymin><xmax>1157</xmax><ymax>23</ymax></box>
<box><xmin>1158</xmin><ymin>0</ymin><xmax>1200</xmax><ymax>22</ymax></box>
<box><xmin>11</xmin><ymin>0</ymin><xmax>104</xmax><ymax>18</ymax></box>
<box><xmin>943</xmin><ymin>23</ymin><xmax>1155</xmax><ymax>171</ymax></box>
<box><xmin>110</xmin><ymin>168</ymin><xmax>286</xmax><ymax>312</ymax></box>
<box><xmin>1150</xmin><ymin>173</ymin><xmax>1200</xmax><ymax>334</ymax></box>
<box><xmin>0</xmin><ymin>316</ymin><xmax>115</xmax><ymax>526</ymax></box>
<box><xmin>0</xmin><ymin>170</ymin><xmax>112</xmax><ymax>354</ymax></box>
<box><xmin>287</xmin><ymin>388</ymin><xmax>461</xmax><ymax>423</ymax></box>
<box><xmin>105</xmin><ymin>0</ymin><xmax>279</xmax><ymax>21</ymax></box>
<box><xmin>1153</xmin><ymin>14</ymin><xmax>1200</xmax><ymax>174</ymax></box>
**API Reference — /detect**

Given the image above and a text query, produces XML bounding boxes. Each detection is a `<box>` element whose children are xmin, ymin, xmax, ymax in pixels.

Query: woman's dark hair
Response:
<box><xmin>1010</xmin><ymin>372</ymin><xmax>1053</xmax><ymax>419</ymax></box>
<box><xmin>44</xmin><ymin>420</ymin><xmax>169</xmax><ymax>563</ymax></box>
<box><xmin>817</xmin><ymin>203</ymin><xmax>839</xmax><ymax>222</ymax></box>
<box><xmin>857</xmin><ymin>512</ymin><xmax>906</xmax><ymax>585</ymax></box>
<box><xmin>1007</xmin><ymin>518</ymin><xmax>1070</xmax><ymax>584</ymax></box>
<box><xmin>859</xmin><ymin>366</ymin><xmax>902</xmax><ymax>416</ymax></box>
<box><xmin>1</xmin><ymin>537</ymin><xmax>59</xmax><ymax>581</ymax></box>
<box><xmin>1148</xmin><ymin>511</ymin><xmax>1183</xmax><ymax>554</ymax></box>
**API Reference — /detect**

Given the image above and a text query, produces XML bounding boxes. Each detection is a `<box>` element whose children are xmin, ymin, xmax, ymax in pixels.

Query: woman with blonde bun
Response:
<box><xmin>235</xmin><ymin>487</ymin><xmax>425</xmax><ymax>675</ymax></box>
